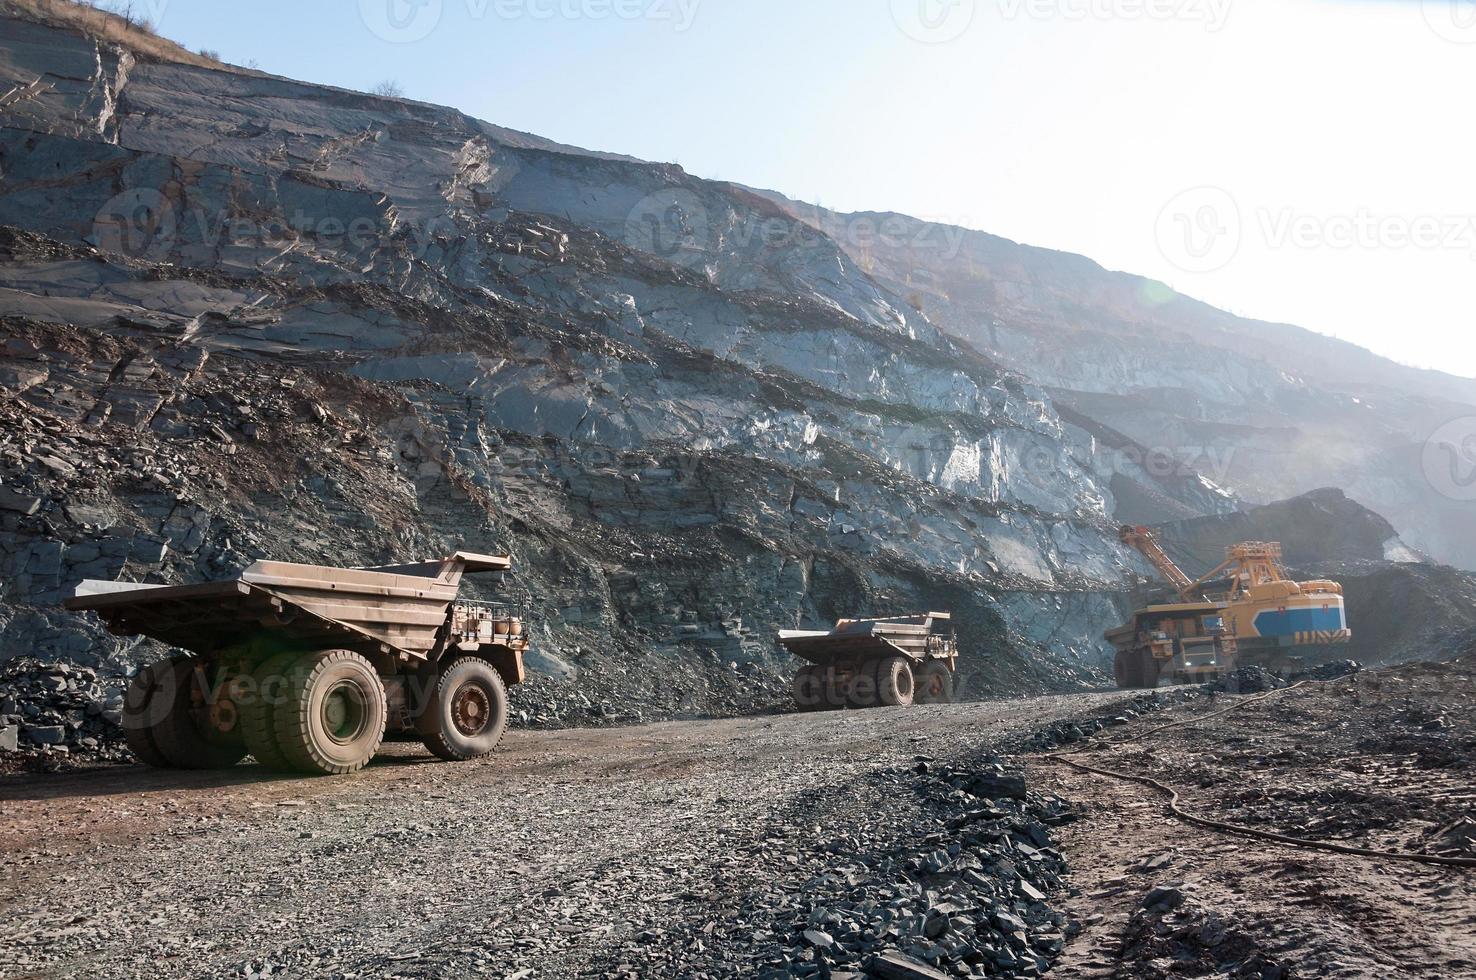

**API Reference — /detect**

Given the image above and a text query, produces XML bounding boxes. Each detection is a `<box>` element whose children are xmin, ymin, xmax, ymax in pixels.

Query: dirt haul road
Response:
<box><xmin>1041</xmin><ymin>654</ymin><xmax>1476</xmax><ymax>979</ymax></box>
<box><xmin>0</xmin><ymin>690</ymin><xmax>1131</xmax><ymax>979</ymax></box>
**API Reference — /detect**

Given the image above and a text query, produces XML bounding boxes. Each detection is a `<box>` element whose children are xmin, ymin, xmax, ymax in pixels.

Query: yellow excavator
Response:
<box><xmin>1107</xmin><ymin>525</ymin><xmax>1351</xmax><ymax>688</ymax></box>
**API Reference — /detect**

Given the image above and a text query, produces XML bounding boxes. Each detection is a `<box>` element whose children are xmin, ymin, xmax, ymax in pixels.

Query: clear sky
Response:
<box><xmin>133</xmin><ymin>0</ymin><xmax>1476</xmax><ymax>378</ymax></box>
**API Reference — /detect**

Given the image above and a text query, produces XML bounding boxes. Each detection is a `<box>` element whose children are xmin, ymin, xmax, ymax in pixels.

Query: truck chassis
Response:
<box><xmin>779</xmin><ymin>613</ymin><xmax>958</xmax><ymax>710</ymax></box>
<box><xmin>65</xmin><ymin>552</ymin><xmax>528</xmax><ymax>775</ymax></box>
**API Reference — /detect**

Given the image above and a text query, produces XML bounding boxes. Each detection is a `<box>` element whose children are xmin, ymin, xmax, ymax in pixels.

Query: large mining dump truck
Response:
<box><xmin>64</xmin><ymin>552</ymin><xmax>528</xmax><ymax>775</ymax></box>
<box><xmin>779</xmin><ymin>613</ymin><xmax>958</xmax><ymax>710</ymax></box>
<box><xmin>1109</xmin><ymin>526</ymin><xmax>1351</xmax><ymax>688</ymax></box>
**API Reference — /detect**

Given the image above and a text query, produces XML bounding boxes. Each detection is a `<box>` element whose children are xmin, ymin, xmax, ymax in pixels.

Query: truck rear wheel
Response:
<box><xmin>148</xmin><ymin>657</ymin><xmax>249</xmax><ymax>770</ymax></box>
<box><xmin>792</xmin><ymin>666</ymin><xmax>824</xmax><ymax>711</ymax></box>
<box><xmin>241</xmin><ymin>652</ymin><xmax>298</xmax><ymax>771</ymax></box>
<box><xmin>273</xmin><ymin>650</ymin><xmax>386</xmax><ymax>775</ymax></box>
<box><xmin>876</xmin><ymin>656</ymin><xmax>915</xmax><ymax>707</ymax></box>
<box><xmin>121</xmin><ymin>660</ymin><xmax>172</xmax><ymax>768</ymax></box>
<box><xmin>915</xmin><ymin>661</ymin><xmax>954</xmax><ymax>704</ymax></box>
<box><xmin>822</xmin><ymin>667</ymin><xmax>848</xmax><ymax>709</ymax></box>
<box><xmin>418</xmin><ymin>657</ymin><xmax>510</xmax><ymax>762</ymax></box>
<box><xmin>847</xmin><ymin>660</ymin><xmax>879</xmax><ymax>708</ymax></box>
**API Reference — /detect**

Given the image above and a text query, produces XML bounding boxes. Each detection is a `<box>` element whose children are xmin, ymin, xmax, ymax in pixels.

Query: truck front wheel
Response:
<box><xmin>1114</xmin><ymin>649</ymin><xmax>1141</xmax><ymax>689</ymax></box>
<box><xmin>273</xmin><ymin>650</ymin><xmax>387</xmax><ymax>775</ymax></box>
<box><xmin>876</xmin><ymin>657</ymin><xmax>915</xmax><ymax>707</ymax></box>
<box><xmin>418</xmin><ymin>657</ymin><xmax>510</xmax><ymax>762</ymax></box>
<box><xmin>1140</xmin><ymin>650</ymin><xmax>1163</xmax><ymax>689</ymax></box>
<box><xmin>915</xmin><ymin>661</ymin><xmax>954</xmax><ymax>704</ymax></box>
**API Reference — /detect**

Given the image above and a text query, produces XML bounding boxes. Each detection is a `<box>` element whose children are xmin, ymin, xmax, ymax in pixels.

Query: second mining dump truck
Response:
<box><xmin>778</xmin><ymin>613</ymin><xmax>958</xmax><ymax>710</ymax></box>
<box><xmin>64</xmin><ymin>552</ymin><xmax>528</xmax><ymax>775</ymax></box>
<box><xmin>1109</xmin><ymin>526</ymin><xmax>1351</xmax><ymax>688</ymax></box>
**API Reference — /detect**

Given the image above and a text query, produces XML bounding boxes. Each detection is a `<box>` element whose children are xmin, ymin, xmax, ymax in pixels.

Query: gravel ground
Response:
<box><xmin>7</xmin><ymin>656</ymin><xmax>1472</xmax><ymax>980</ymax></box>
<box><xmin>0</xmin><ymin>690</ymin><xmax>1138</xmax><ymax>979</ymax></box>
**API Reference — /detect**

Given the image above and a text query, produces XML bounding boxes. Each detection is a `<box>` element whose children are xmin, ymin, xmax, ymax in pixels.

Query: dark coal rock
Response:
<box><xmin>1296</xmin><ymin>659</ymin><xmax>1363</xmax><ymax>682</ymax></box>
<box><xmin>1207</xmin><ymin>666</ymin><xmax>1286</xmax><ymax>695</ymax></box>
<box><xmin>0</xmin><ymin>657</ymin><xmax>131</xmax><ymax>770</ymax></box>
<box><xmin>608</xmin><ymin>754</ymin><xmax>1082</xmax><ymax>978</ymax></box>
<box><xmin>1020</xmin><ymin>691</ymin><xmax>1195</xmax><ymax>752</ymax></box>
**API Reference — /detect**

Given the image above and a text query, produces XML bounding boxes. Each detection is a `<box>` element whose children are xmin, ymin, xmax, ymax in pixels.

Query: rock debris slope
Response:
<box><xmin>0</xmin><ymin>11</ymin><xmax>1162</xmax><ymax>706</ymax></box>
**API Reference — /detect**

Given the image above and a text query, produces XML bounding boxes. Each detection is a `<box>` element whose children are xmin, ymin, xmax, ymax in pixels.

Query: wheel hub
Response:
<box><xmin>451</xmin><ymin>682</ymin><xmax>492</xmax><ymax>737</ymax></box>
<box><xmin>322</xmin><ymin>680</ymin><xmax>369</xmax><ymax>744</ymax></box>
<box><xmin>208</xmin><ymin>697</ymin><xmax>239</xmax><ymax>734</ymax></box>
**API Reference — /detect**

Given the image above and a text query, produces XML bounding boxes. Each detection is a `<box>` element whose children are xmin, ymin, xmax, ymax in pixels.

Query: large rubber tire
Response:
<box><xmin>121</xmin><ymin>660</ymin><xmax>172</xmax><ymax>768</ymax></box>
<box><xmin>847</xmin><ymin>660</ymin><xmax>879</xmax><ymax>709</ymax></box>
<box><xmin>822</xmin><ymin>667</ymin><xmax>849</xmax><ymax>710</ymax></box>
<box><xmin>792</xmin><ymin>666</ymin><xmax>825</xmax><ymax>711</ymax></box>
<box><xmin>1140</xmin><ymin>650</ymin><xmax>1163</xmax><ymax>689</ymax></box>
<box><xmin>417</xmin><ymin>657</ymin><xmax>510</xmax><ymax>762</ymax></box>
<box><xmin>915</xmin><ymin>661</ymin><xmax>954</xmax><ymax>704</ymax></box>
<box><xmin>273</xmin><ymin>651</ymin><xmax>386</xmax><ymax>775</ymax></box>
<box><xmin>241</xmin><ymin>652</ymin><xmax>299</xmax><ymax>772</ymax></box>
<box><xmin>876</xmin><ymin>657</ymin><xmax>916</xmax><ymax>707</ymax></box>
<box><xmin>149</xmin><ymin>657</ymin><xmax>248</xmax><ymax>770</ymax></box>
<box><xmin>1114</xmin><ymin>649</ymin><xmax>1141</xmax><ymax>689</ymax></box>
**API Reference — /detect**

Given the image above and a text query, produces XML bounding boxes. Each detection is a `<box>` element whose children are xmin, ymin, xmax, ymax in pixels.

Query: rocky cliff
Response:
<box><xmin>0</xmin><ymin>8</ymin><xmax>1179</xmax><ymax>714</ymax></box>
<box><xmin>759</xmin><ymin>194</ymin><xmax>1476</xmax><ymax>572</ymax></box>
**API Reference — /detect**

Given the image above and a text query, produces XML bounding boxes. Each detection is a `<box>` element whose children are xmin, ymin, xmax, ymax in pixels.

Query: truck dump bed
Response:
<box><xmin>778</xmin><ymin>613</ymin><xmax>952</xmax><ymax>666</ymax></box>
<box><xmin>63</xmin><ymin>552</ymin><xmax>510</xmax><ymax>661</ymax></box>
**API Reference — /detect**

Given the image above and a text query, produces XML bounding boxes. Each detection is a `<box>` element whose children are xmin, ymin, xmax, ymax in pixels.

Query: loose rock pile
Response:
<box><xmin>0</xmin><ymin>657</ymin><xmax>130</xmax><ymax>769</ymax></box>
<box><xmin>1206</xmin><ymin>666</ymin><xmax>1285</xmax><ymax>694</ymax></box>
<box><xmin>1019</xmin><ymin>690</ymin><xmax>1197</xmax><ymax>752</ymax></box>
<box><xmin>1297</xmin><ymin>659</ymin><xmax>1362</xmax><ymax>682</ymax></box>
<box><xmin>623</xmin><ymin>757</ymin><xmax>1082</xmax><ymax>979</ymax></box>
<box><xmin>1420</xmin><ymin>817</ymin><xmax>1476</xmax><ymax>858</ymax></box>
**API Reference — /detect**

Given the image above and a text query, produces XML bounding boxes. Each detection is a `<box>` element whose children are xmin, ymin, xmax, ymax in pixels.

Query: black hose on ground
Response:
<box><xmin>1041</xmin><ymin>677</ymin><xmax>1476</xmax><ymax>870</ymax></box>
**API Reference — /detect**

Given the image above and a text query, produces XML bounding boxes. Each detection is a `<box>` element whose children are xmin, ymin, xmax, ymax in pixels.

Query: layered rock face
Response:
<box><xmin>0</xmin><ymin>13</ymin><xmax>1171</xmax><ymax>703</ymax></box>
<box><xmin>760</xmin><ymin>195</ymin><xmax>1476</xmax><ymax>571</ymax></box>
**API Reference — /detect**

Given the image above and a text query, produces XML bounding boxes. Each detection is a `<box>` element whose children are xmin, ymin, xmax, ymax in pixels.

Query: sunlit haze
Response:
<box><xmin>143</xmin><ymin>0</ymin><xmax>1476</xmax><ymax>377</ymax></box>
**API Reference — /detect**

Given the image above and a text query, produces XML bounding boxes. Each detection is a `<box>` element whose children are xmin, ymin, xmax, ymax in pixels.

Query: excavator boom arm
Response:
<box><xmin>1119</xmin><ymin>525</ymin><xmax>1197</xmax><ymax>596</ymax></box>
